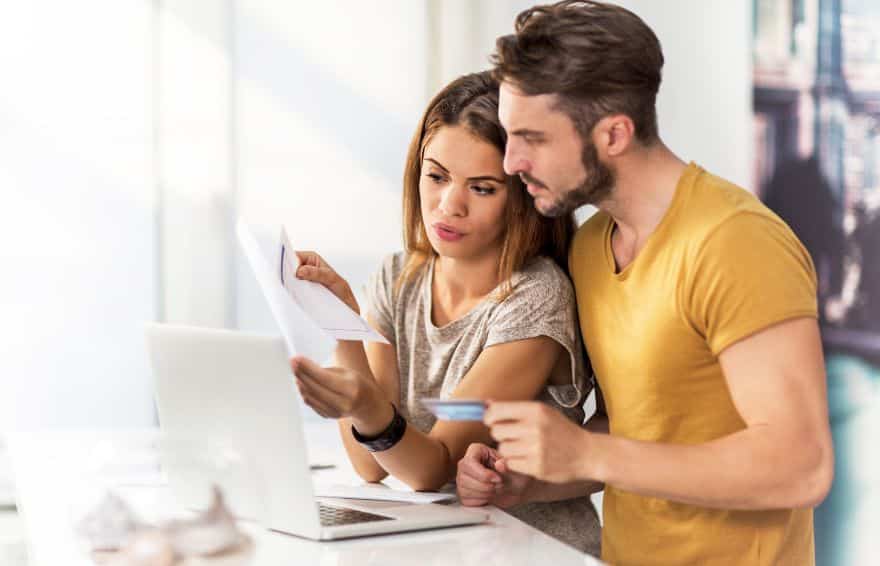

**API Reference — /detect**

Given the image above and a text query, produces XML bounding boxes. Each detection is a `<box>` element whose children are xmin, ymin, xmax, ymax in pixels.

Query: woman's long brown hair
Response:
<box><xmin>398</xmin><ymin>71</ymin><xmax>575</xmax><ymax>300</ymax></box>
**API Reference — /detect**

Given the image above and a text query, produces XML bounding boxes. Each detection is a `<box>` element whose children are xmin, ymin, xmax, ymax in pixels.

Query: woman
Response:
<box><xmin>290</xmin><ymin>72</ymin><xmax>600</xmax><ymax>555</ymax></box>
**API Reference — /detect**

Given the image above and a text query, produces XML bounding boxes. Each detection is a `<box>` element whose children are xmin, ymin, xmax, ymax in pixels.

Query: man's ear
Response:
<box><xmin>593</xmin><ymin>114</ymin><xmax>636</xmax><ymax>158</ymax></box>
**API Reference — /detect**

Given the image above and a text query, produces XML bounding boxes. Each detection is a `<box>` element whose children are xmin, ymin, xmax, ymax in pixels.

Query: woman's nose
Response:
<box><xmin>438</xmin><ymin>183</ymin><xmax>467</xmax><ymax>217</ymax></box>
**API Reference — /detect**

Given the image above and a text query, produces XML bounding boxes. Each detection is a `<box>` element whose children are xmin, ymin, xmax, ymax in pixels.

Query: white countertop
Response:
<box><xmin>3</xmin><ymin>425</ymin><xmax>602</xmax><ymax>565</ymax></box>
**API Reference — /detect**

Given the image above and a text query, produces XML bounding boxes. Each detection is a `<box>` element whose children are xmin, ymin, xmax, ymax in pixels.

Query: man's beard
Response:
<box><xmin>524</xmin><ymin>141</ymin><xmax>615</xmax><ymax>218</ymax></box>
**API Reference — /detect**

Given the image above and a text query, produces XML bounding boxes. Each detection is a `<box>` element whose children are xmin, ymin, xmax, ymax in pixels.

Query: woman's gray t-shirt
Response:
<box><xmin>365</xmin><ymin>252</ymin><xmax>601</xmax><ymax>556</ymax></box>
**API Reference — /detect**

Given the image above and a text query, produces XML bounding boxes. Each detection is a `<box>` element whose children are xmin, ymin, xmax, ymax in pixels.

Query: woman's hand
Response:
<box><xmin>294</xmin><ymin>251</ymin><xmax>359</xmax><ymax>313</ymax></box>
<box><xmin>291</xmin><ymin>356</ymin><xmax>393</xmax><ymax>435</ymax></box>
<box><xmin>456</xmin><ymin>443</ymin><xmax>535</xmax><ymax>508</ymax></box>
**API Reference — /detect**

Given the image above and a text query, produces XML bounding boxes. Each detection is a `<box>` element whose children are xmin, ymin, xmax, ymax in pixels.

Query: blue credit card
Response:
<box><xmin>421</xmin><ymin>398</ymin><xmax>487</xmax><ymax>421</ymax></box>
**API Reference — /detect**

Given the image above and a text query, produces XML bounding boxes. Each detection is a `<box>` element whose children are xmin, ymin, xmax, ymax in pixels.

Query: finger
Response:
<box><xmin>493</xmin><ymin>458</ymin><xmax>510</xmax><ymax>475</ymax></box>
<box><xmin>296</xmin><ymin>370</ymin><xmax>355</xmax><ymax>410</ymax></box>
<box><xmin>298</xmin><ymin>389</ymin><xmax>337</xmax><ymax>419</ymax></box>
<box><xmin>501</xmin><ymin>456</ymin><xmax>535</xmax><ymax>478</ymax></box>
<box><xmin>458</xmin><ymin>495</ymin><xmax>491</xmax><ymax>507</ymax></box>
<box><xmin>484</xmin><ymin>401</ymin><xmax>542</xmax><ymax>426</ymax></box>
<box><xmin>458</xmin><ymin>460</ymin><xmax>502</xmax><ymax>488</ymax></box>
<box><xmin>488</xmin><ymin>422</ymin><xmax>530</xmax><ymax>444</ymax></box>
<box><xmin>291</xmin><ymin>358</ymin><xmax>355</xmax><ymax>402</ymax></box>
<box><xmin>290</xmin><ymin>356</ymin><xmax>327</xmax><ymax>379</ymax></box>
<box><xmin>295</xmin><ymin>378</ymin><xmax>338</xmax><ymax>415</ymax></box>
<box><xmin>461</xmin><ymin>444</ymin><xmax>503</xmax><ymax>483</ymax></box>
<box><xmin>455</xmin><ymin>475</ymin><xmax>496</xmax><ymax>499</ymax></box>
<box><xmin>294</xmin><ymin>250</ymin><xmax>325</xmax><ymax>268</ymax></box>
<box><xmin>291</xmin><ymin>357</ymin><xmax>344</xmax><ymax>387</ymax></box>
<box><xmin>295</xmin><ymin>264</ymin><xmax>339</xmax><ymax>287</ymax></box>
<box><xmin>495</xmin><ymin>440</ymin><xmax>532</xmax><ymax>461</ymax></box>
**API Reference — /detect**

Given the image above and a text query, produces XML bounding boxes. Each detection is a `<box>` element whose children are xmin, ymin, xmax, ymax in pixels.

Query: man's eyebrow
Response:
<box><xmin>508</xmin><ymin>128</ymin><xmax>545</xmax><ymax>137</ymax></box>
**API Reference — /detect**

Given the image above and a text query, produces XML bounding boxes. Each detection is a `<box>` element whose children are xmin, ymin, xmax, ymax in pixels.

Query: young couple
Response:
<box><xmin>291</xmin><ymin>2</ymin><xmax>833</xmax><ymax>564</ymax></box>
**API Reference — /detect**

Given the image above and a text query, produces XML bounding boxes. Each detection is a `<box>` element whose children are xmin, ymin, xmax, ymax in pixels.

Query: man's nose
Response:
<box><xmin>503</xmin><ymin>139</ymin><xmax>527</xmax><ymax>177</ymax></box>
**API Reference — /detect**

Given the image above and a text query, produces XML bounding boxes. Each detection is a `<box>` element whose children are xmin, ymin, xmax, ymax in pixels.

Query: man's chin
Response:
<box><xmin>534</xmin><ymin>196</ymin><xmax>570</xmax><ymax>218</ymax></box>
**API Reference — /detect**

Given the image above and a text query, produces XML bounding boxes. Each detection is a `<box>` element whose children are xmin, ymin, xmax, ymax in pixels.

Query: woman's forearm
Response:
<box><xmin>337</xmin><ymin>418</ymin><xmax>388</xmax><ymax>482</ymax></box>
<box><xmin>371</xmin><ymin>424</ymin><xmax>462</xmax><ymax>492</ymax></box>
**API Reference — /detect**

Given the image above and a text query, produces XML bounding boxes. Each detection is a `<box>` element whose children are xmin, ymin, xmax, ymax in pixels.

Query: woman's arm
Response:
<box><xmin>293</xmin><ymin>336</ymin><xmax>566</xmax><ymax>491</ymax></box>
<box><xmin>335</xmin><ymin>333</ymin><xmax>400</xmax><ymax>483</ymax></box>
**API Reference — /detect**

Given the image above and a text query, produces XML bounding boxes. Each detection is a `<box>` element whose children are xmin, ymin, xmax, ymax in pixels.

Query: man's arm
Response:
<box><xmin>487</xmin><ymin>317</ymin><xmax>834</xmax><ymax>510</ymax></box>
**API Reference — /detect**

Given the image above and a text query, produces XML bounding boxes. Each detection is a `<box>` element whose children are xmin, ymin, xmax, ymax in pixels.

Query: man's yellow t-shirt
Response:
<box><xmin>570</xmin><ymin>163</ymin><xmax>818</xmax><ymax>565</ymax></box>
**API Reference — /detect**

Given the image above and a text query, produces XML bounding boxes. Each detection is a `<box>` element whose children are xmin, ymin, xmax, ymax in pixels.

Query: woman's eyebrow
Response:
<box><xmin>424</xmin><ymin>158</ymin><xmax>505</xmax><ymax>183</ymax></box>
<box><xmin>424</xmin><ymin>157</ymin><xmax>449</xmax><ymax>172</ymax></box>
<box><xmin>467</xmin><ymin>174</ymin><xmax>506</xmax><ymax>183</ymax></box>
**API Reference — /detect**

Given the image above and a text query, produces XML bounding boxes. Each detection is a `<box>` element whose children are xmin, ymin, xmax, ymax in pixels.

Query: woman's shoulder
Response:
<box><xmin>372</xmin><ymin>251</ymin><xmax>429</xmax><ymax>299</ymax></box>
<box><xmin>377</xmin><ymin>251</ymin><xmax>406</xmax><ymax>278</ymax></box>
<box><xmin>511</xmin><ymin>256</ymin><xmax>574</xmax><ymax>297</ymax></box>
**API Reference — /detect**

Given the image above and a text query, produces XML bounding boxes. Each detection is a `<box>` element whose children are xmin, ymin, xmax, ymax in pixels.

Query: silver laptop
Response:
<box><xmin>146</xmin><ymin>323</ymin><xmax>487</xmax><ymax>540</ymax></box>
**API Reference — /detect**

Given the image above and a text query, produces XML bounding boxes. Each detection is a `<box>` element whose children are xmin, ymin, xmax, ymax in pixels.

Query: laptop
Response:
<box><xmin>145</xmin><ymin>323</ymin><xmax>487</xmax><ymax>540</ymax></box>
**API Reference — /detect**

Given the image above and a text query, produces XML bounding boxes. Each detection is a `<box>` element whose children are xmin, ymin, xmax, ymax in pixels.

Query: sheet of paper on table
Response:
<box><xmin>313</xmin><ymin>483</ymin><xmax>457</xmax><ymax>505</ymax></box>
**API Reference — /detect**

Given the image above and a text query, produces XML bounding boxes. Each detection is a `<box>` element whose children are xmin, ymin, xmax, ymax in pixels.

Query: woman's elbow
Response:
<box><xmin>355</xmin><ymin>467</ymin><xmax>389</xmax><ymax>484</ymax></box>
<box><xmin>407</xmin><ymin>474</ymin><xmax>449</xmax><ymax>493</ymax></box>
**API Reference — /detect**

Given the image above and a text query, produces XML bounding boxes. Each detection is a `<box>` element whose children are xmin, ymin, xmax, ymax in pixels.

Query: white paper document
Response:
<box><xmin>236</xmin><ymin>220</ymin><xmax>389</xmax><ymax>358</ymax></box>
<box><xmin>313</xmin><ymin>483</ymin><xmax>457</xmax><ymax>504</ymax></box>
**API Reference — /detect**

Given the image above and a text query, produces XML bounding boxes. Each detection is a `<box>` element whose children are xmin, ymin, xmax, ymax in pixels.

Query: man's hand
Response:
<box><xmin>456</xmin><ymin>443</ymin><xmax>534</xmax><ymax>508</ymax></box>
<box><xmin>484</xmin><ymin>402</ymin><xmax>591</xmax><ymax>484</ymax></box>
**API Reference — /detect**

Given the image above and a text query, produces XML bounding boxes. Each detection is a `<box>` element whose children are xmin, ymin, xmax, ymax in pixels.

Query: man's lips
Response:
<box><xmin>526</xmin><ymin>183</ymin><xmax>545</xmax><ymax>196</ymax></box>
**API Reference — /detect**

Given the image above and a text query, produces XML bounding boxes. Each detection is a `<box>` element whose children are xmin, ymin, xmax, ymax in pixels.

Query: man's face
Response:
<box><xmin>498</xmin><ymin>82</ymin><xmax>615</xmax><ymax>217</ymax></box>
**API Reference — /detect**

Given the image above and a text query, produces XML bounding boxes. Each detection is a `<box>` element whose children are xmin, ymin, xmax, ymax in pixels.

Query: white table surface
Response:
<box><xmin>2</xmin><ymin>424</ymin><xmax>602</xmax><ymax>566</ymax></box>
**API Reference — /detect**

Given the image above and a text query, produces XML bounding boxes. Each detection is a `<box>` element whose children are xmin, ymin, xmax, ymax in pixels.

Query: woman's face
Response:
<box><xmin>419</xmin><ymin>125</ymin><xmax>509</xmax><ymax>261</ymax></box>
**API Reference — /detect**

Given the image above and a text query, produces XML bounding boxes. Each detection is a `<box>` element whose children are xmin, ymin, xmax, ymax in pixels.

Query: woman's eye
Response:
<box><xmin>426</xmin><ymin>173</ymin><xmax>444</xmax><ymax>183</ymax></box>
<box><xmin>471</xmin><ymin>185</ymin><xmax>496</xmax><ymax>196</ymax></box>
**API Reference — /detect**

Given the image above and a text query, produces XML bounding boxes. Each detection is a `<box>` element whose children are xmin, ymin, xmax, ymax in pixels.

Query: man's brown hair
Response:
<box><xmin>492</xmin><ymin>0</ymin><xmax>664</xmax><ymax>143</ymax></box>
<box><xmin>399</xmin><ymin>71</ymin><xmax>575</xmax><ymax>299</ymax></box>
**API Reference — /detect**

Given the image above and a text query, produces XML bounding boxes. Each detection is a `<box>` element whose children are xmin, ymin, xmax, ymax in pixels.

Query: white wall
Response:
<box><xmin>0</xmin><ymin>0</ymin><xmax>754</xmax><ymax>430</ymax></box>
<box><xmin>616</xmin><ymin>0</ymin><xmax>753</xmax><ymax>189</ymax></box>
<box><xmin>0</xmin><ymin>2</ymin><xmax>157</xmax><ymax>429</ymax></box>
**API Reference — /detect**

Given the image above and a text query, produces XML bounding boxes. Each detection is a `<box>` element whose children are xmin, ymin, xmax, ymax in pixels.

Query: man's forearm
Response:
<box><xmin>585</xmin><ymin>424</ymin><xmax>832</xmax><ymax>510</ymax></box>
<box><xmin>529</xmin><ymin>413</ymin><xmax>607</xmax><ymax>504</ymax></box>
<box><xmin>531</xmin><ymin>478</ymin><xmax>604</xmax><ymax>504</ymax></box>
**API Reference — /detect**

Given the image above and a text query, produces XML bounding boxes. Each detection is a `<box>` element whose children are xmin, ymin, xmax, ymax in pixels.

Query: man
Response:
<box><xmin>456</xmin><ymin>2</ymin><xmax>834</xmax><ymax>564</ymax></box>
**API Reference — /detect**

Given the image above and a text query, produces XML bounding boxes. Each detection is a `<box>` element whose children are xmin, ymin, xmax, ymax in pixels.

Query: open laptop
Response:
<box><xmin>146</xmin><ymin>323</ymin><xmax>487</xmax><ymax>540</ymax></box>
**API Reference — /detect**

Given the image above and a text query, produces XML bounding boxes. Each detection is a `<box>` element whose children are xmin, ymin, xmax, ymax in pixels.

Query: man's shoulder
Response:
<box><xmin>685</xmin><ymin>167</ymin><xmax>780</xmax><ymax>235</ymax></box>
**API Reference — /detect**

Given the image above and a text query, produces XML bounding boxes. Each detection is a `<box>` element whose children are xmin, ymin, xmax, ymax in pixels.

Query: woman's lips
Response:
<box><xmin>433</xmin><ymin>223</ymin><xmax>465</xmax><ymax>242</ymax></box>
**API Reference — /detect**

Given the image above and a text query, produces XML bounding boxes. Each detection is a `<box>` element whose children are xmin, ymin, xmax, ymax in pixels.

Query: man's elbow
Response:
<box><xmin>795</xmin><ymin>440</ymin><xmax>834</xmax><ymax>508</ymax></box>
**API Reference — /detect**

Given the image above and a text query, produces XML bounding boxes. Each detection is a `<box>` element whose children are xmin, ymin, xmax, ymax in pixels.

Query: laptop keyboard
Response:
<box><xmin>317</xmin><ymin>502</ymin><xmax>394</xmax><ymax>527</ymax></box>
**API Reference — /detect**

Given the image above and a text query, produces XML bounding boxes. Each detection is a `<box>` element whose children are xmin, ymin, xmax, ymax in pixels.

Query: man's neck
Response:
<box><xmin>598</xmin><ymin>143</ymin><xmax>688</xmax><ymax>263</ymax></box>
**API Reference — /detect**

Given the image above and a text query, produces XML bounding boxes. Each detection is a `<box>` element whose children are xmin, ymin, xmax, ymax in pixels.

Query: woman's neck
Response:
<box><xmin>433</xmin><ymin>249</ymin><xmax>502</xmax><ymax>309</ymax></box>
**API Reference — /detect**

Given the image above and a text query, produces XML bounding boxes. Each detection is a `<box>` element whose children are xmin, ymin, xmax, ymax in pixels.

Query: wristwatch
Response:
<box><xmin>351</xmin><ymin>403</ymin><xmax>407</xmax><ymax>453</ymax></box>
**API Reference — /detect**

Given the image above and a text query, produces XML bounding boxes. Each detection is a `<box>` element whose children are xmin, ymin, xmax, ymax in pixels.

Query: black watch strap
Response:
<box><xmin>351</xmin><ymin>403</ymin><xmax>407</xmax><ymax>453</ymax></box>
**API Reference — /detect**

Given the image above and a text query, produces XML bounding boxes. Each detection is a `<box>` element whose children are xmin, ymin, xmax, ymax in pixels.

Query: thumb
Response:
<box><xmin>493</xmin><ymin>457</ymin><xmax>511</xmax><ymax>474</ymax></box>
